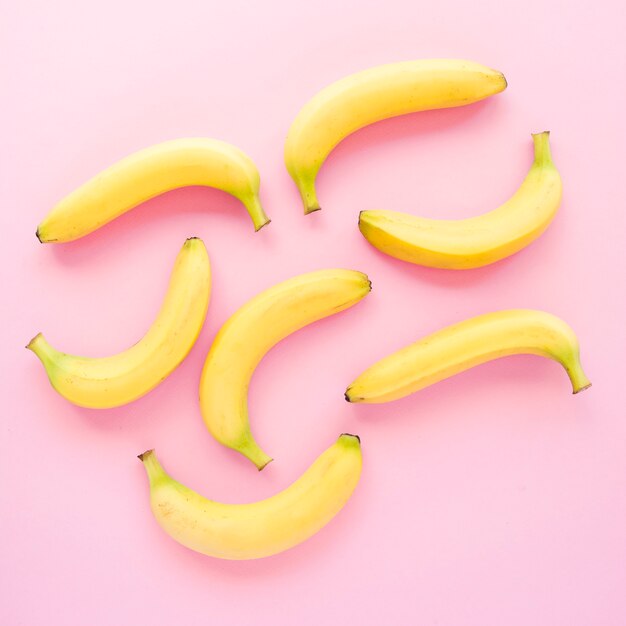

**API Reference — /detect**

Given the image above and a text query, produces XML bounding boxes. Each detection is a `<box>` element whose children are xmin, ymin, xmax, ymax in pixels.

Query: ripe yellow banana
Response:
<box><xmin>200</xmin><ymin>269</ymin><xmax>371</xmax><ymax>469</ymax></box>
<box><xmin>359</xmin><ymin>132</ymin><xmax>561</xmax><ymax>269</ymax></box>
<box><xmin>138</xmin><ymin>433</ymin><xmax>362</xmax><ymax>560</ymax></box>
<box><xmin>285</xmin><ymin>59</ymin><xmax>507</xmax><ymax>214</ymax></box>
<box><xmin>27</xmin><ymin>237</ymin><xmax>211</xmax><ymax>408</ymax></box>
<box><xmin>37</xmin><ymin>138</ymin><xmax>270</xmax><ymax>243</ymax></box>
<box><xmin>346</xmin><ymin>309</ymin><xmax>591</xmax><ymax>404</ymax></box>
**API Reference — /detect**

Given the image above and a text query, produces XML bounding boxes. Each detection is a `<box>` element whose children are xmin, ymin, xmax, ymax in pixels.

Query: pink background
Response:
<box><xmin>2</xmin><ymin>1</ymin><xmax>625</xmax><ymax>624</ymax></box>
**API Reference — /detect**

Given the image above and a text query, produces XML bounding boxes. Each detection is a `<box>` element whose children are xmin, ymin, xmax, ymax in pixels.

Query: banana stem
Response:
<box><xmin>138</xmin><ymin>450</ymin><xmax>168</xmax><ymax>485</ymax></box>
<box><xmin>568</xmin><ymin>365</ymin><xmax>592</xmax><ymax>394</ymax></box>
<box><xmin>242</xmin><ymin>194</ymin><xmax>271</xmax><ymax>232</ymax></box>
<box><xmin>338</xmin><ymin>433</ymin><xmax>361</xmax><ymax>448</ymax></box>
<box><xmin>532</xmin><ymin>131</ymin><xmax>553</xmax><ymax>167</ymax></box>
<box><xmin>296</xmin><ymin>177</ymin><xmax>321</xmax><ymax>214</ymax></box>
<box><xmin>26</xmin><ymin>333</ymin><xmax>57</xmax><ymax>366</ymax></box>
<box><xmin>237</xmin><ymin>438</ymin><xmax>273</xmax><ymax>471</ymax></box>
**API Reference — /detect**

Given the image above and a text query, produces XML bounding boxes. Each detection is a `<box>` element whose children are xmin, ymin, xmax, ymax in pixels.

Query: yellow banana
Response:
<box><xmin>37</xmin><ymin>138</ymin><xmax>270</xmax><ymax>243</ymax></box>
<box><xmin>200</xmin><ymin>269</ymin><xmax>371</xmax><ymax>469</ymax></box>
<box><xmin>359</xmin><ymin>132</ymin><xmax>561</xmax><ymax>269</ymax></box>
<box><xmin>346</xmin><ymin>309</ymin><xmax>591</xmax><ymax>404</ymax></box>
<box><xmin>138</xmin><ymin>434</ymin><xmax>362</xmax><ymax>560</ymax></box>
<box><xmin>27</xmin><ymin>237</ymin><xmax>211</xmax><ymax>408</ymax></box>
<box><xmin>285</xmin><ymin>59</ymin><xmax>507</xmax><ymax>214</ymax></box>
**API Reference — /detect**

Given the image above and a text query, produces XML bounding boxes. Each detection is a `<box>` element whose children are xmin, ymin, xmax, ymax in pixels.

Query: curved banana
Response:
<box><xmin>346</xmin><ymin>309</ymin><xmax>591</xmax><ymax>404</ymax></box>
<box><xmin>27</xmin><ymin>237</ymin><xmax>211</xmax><ymax>408</ymax></box>
<box><xmin>285</xmin><ymin>59</ymin><xmax>507</xmax><ymax>214</ymax></box>
<box><xmin>359</xmin><ymin>132</ymin><xmax>561</xmax><ymax>269</ymax></box>
<box><xmin>138</xmin><ymin>434</ymin><xmax>362</xmax><ymax>560</ymax></box>
<box><xmin>200</xmin><ymin>269</ymin><xmax>371</xmax><ymax>469</ymax></box>
<box><xmin>37</xmin><ymin>138</ymin><xmax>270</xmax><ymax>243</ymax></box>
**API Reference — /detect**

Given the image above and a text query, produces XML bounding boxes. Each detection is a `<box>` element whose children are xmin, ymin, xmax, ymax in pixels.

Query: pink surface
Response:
<box><xmin>1</xmin><ymin>1</ymin><xmax>625</xmax><ymax>624</ymax></box>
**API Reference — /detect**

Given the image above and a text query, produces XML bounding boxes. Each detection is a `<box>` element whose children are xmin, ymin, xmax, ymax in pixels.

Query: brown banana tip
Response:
<box><xmin>255</xmin><ymin>218</ymin><xmax>271</xmax><ymax>232</ymax></box>
<box><xmin>574</xmin><ymin>382</ymin><xmax>592</xmax><ymax>394</ymax></box>
<box><xmin>137</xmin><ymin>449</ymin><xmax>154</xmax><ymax>462</ymax></box>
<box><xmin>341</xmin><ymin>433</ymin><xmax>361</xmax><ymax>443</ymax></box>
<box><xmin>25</xmin><ymin>333</ymin><xmax>42</xmax><ymax>350</ymax></box>
<box><xmin>35</xmin><ymin>228</ymin><xmax>43</xmax><ymax>243</ymax></box>
<box><xmin>257</xmin><ymin>457</ymin><xmax>273</xmax><ymax>471</ymax></box>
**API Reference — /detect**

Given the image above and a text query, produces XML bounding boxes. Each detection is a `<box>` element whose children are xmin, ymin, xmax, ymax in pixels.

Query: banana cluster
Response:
<box><xmin>28</xmin><ymin>59</ymin><xmax>591</xmax><ymax>562</ymax></box>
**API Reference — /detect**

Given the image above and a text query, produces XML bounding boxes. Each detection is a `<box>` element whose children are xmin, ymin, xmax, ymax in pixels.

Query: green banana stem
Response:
<box><xmin>567</xmin><ymin>364</ymin><xmax>592</xmax><ymax>394</ymax></box>
<box><xmin>242</xmin><ymin>194</ymin><xmax>271</xmax><ymax>232</ymax></box>
<box><xmin>237</xmin><ymin>436</ymin><xmax>273</xmax><ymax>471</ymax></box>
<box><xmin>26</xmin><ymin>333</ymin><xmax>57</xmax><ymax>368</ymax></box>
<box><xmin>138</xmin><ymin>450</ymin><xmax>168</xmax><ymax>486</ymax></box>
<box><xmin>296</xmin><ymin>176</ymin><xmax>321</xmax><ymax>214</ymax></box>
<box><xmin>532</xmin><ymin>131</ymin><xmax>553</xmax><ymax>167</ymax></box>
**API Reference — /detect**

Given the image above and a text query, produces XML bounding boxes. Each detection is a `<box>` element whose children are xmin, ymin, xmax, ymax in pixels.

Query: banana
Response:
<box><xmin>138</xmin><ymin>434</ymin><xmax>362</xmax><ymax>560</ymax></box>
<box><xmin>27</xmin><ymin>237</ymin><xmax>211</xmax><ymax>408</ymax></box>
<box><xmin>345</xmin><ymin>309</ymin><xmax>591</xmax><ymax>403</ymax></box>
<box><xmin>200</xmin><ymin>269</ymin><xmax>371</xmax><ymax>469</ymax></box>
<box><xmin>359</xmin><ymin>132</ymin><xmax>561</xmax><ymax>269</ymax></box>
<box><xmin>37</xmin><ymin>138</ymin><xmax>270</xmax><ymax>243</ymax></box>
<box><xmin>285</xmin><ymin>59</ymin><xmax>507</xmax><ymax>214</ymax></box>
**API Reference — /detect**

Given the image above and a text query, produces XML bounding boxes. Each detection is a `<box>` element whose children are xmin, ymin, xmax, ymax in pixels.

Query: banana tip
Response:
<box><xmin>256</xmin><ymin>457</ymin><xmax>273</xmax><ymax>471</ymax></box>
<box><xmin>35</xmin><ymin>228</ymin><xmax>43</xmax><ymax>243</ymax></box>
<box><xmin>341</xmin><ymin>433</ymin><xmax>361</xmax><ymax>444</ymax></box>
<box><xmin>574</xmin><ymin>382</ymin><xmax>592</xmax><ymax>394</ymax></box>
<box><xmin>138</xmin><ymin>449</ymin><xmax>154</xmax><ymax>462</ymax></box>
<box><xmin>254</xmin><ymin>218</ymin><xmax>271</xmax><ymax>232</ymax></box>
<box><xmin>345</xmin><ymin>390</ymin><xmax>365</xmax><ymax>403</ymax></box>
<box><xmin>25</xmin><ymin>332</ymin><xmax>43</xmax><ymax>351</ymax></box>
